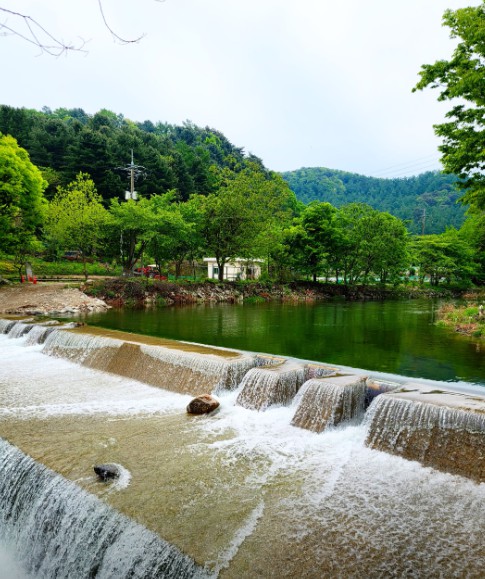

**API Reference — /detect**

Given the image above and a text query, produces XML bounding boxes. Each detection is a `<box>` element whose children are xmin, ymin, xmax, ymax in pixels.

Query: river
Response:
<box><xmin>84</xmin><ymin>299</ymin><xmax>485</xmax><ymax>387</ymax></box>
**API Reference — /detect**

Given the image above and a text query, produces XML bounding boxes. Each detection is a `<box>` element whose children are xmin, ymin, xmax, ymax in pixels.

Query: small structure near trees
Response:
<box><xmin>203</xmin><ymin>258</ymin><xmax>263</xmax><ymax>281</ymax></box>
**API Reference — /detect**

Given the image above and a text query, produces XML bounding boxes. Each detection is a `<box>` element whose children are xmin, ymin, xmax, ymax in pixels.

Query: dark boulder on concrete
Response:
<box><xmin>186</xmin><ymin>394</ymin><xmax>220</xmax><ymax>415</ymax></box>
<box><xmin>94</xmin><ymin>463</ymin><xmax>120</xmax><ymax>481</ymax></box>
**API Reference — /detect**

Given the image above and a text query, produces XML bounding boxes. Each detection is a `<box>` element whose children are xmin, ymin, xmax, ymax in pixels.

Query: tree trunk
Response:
<box><xmin>216</xmin><ymin>258</ymin><xmax>225</xmax><ymax>282</ymax></box>
<box><xmin>175</xmin><ymin>261</ymin><xmax>182</xmax><ymax>279</ymax></box>
<box><xmin>82</xmin><ymin>256</ymin><xmax>88</xmax><ymax>281</ymax></box>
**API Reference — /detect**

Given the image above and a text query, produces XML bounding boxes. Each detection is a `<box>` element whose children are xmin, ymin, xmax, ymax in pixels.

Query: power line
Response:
<box><xmin>371</xmin><ymin>154</ymin><xmax>441</xmax><ymax>178</ymax></box>
<box><xmin>388</xmin><ymin>160</ymin><xmax>444</xmax><ymax>179</ymax></box>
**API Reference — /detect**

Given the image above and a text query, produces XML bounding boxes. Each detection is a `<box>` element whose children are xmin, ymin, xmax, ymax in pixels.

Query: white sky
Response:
<box><xmin>0</xmin><ymin>1</ymin><xmax>480</xmax><ymax>177</ymax></box>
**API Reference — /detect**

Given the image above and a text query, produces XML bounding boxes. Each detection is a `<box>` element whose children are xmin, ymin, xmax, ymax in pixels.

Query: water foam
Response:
<box><xmin>0</xmin><ymin>439</ymin><xmax>208</xmax><ymax>579</ymax></box>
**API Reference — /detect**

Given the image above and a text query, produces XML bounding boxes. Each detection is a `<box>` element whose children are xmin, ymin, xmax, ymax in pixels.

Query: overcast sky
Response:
<box><xmin>0</xmin><ymin>1</ymin><xmax>480</xmax><ymax>177</ymax></box>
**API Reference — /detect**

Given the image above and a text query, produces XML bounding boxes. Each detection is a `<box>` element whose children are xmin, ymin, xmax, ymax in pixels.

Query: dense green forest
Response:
<box><xmin>0</xmin><ymin>104</ymin><xmax>263</xmax><ymax>202</ymax></box>
<box><xmin>0</xmin><ymin>104</ymin><xmax>483</xmax><ymax>287</ymax></box>
<box><xmin>281</xmin><ymin>167</ymin><xmax>465</xmax><ymax>234</ymax></box>
<box><xmin>0</xmin><ymin>105</ymin><xmax>465</xmax><ymax>235</ymax></box>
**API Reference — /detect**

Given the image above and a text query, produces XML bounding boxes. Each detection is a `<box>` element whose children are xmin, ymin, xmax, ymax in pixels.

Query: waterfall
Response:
<box><xmin>0</xmin><ymin>439</ymin><xmax>209</xmax><ymax>579</ymax></box>
<box><xmin>24</xmin><ymin>325</ymin><xmax>59</xmax><ymax>346</ymax></box>
<box><xmin>42</xmin><ymin>328</ymin><xmax>257</xmax><ymax>395</ymax></box>
<box><xmin>236</xmin><ymin>363</ymin><xmax>306</xmax><ymax>411</ymax></box>
<box><xmin>6</xmin><ymin>322</ymin><xmax>35</xmax><ymax>339</ymax></box>
<box><xmin>254</xmin><ymin>354</ymin><xmax>286</xmax><ymax>367</ymax></box>
<box><xmin>365</xmin><ymin>389</ymin><xmax>485</xmax><ymax>482</ymax></box>
<box><xmin>0</xmin><ymin>319</ymin><xmax>18</xmax><ymax>334</ymax></box>
<box><xmin>364</xmin><ymin>378</ymin><xmax>400</xmax><ymax>407</ymax></box>
<box><xmin>291</xmin><ymin>376</ymin><xmax>367</xmax><ymax>432</ymax></box>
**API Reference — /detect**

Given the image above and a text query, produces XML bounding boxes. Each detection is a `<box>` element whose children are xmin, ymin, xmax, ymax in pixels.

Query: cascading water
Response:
<box><xmin>0</xmin><ymin>439</ymin><xmax>208</xmax><ymax>579</ymax></box>
<box><xmin>303</xmin><ymin>363</ymin><xmax>339</xmax><ymax>380</ymax></box>
<box><xmin>0</xmin><ymin>318</ymin><xmax>18</xmax><ymax>334</ymax></box>
<box><xmin>365</xmin><ymin>387</ymin><xmax>485</xmax><ymax>482</ymax></box>
<box><xmin>2</xmin><ymin>319</ymin><xmax>485</xmax><ymax>577</ymax></box>
<box><xmin>6</xmin><ymin>322</ymin><xmax>35</xmax><ymax>339</ymax></box>
<box><xmin>291</xmin><ymin>375</ymin><xmax>367</xmax><ymax>432</ymax></box>
<box><xmin>235</xmin><ymin>363</ymin><xmax>306</xmax><ymax>411</ymax></box>
<box><xmin>24</xmin><ymin>324</ymin><xmax>59</xmax><ymax>346</ymax></box>
<box><xmin>42</xmin><ymin>327</ymin><xmax>257</xmax><ymax>395</ymax></box>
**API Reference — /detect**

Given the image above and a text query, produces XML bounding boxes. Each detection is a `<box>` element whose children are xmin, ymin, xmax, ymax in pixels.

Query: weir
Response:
<box><xmin>40</xmin><ymin>325</ymin><xmax>257</xmax><ymax>395</ymax></box>
<box><xmin>365</xmin><ymin>384</ymin><xmax>485</xmax><ymax>482</ymax></box>
<box><xmin>0</xmin><ymin>439</ymin><xmax>208</xmax><ymax>578</ymax></box>
<box><xmin>1</xmin><ymin>318</ymin><xmax>485</xmax><ymax>576</ymax></box>
<box><xmin>235</xmin><ymin>362</ymin><xmax>306</xmax><ymax>411</ymax></box>
<box><xmin>291</xmin><ymin>375</ymin><xmax>367</xmax><ymax>432</ymax></box>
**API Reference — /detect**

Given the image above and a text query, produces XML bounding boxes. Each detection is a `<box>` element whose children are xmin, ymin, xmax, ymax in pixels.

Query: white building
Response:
<box><xmin>203</xmin><ymin>258</ymin><xmax>263</xmax><ymax>281</ymax></box>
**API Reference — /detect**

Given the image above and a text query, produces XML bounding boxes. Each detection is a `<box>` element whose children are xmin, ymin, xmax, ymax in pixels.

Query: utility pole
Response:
<box><xmin>117</xmin><ymin>149</ymin><xmax>146</xmax><ymax>200</ymax></box>
<box><xmin>421</xmin><ymin>208</ymin><xmax>426</xmax><ymax>235</ymax></box>
<box><xmin>116</xmin><ymin>151</ymin><xmax>146</xmax><ymax>275</ymax></box>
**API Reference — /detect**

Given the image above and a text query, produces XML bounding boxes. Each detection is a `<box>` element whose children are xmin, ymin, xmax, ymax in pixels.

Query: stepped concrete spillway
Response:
<box><xmin>291</xmin><ymin>375</ymin><xmax>368</xmax><ymax>432</ymax></box>
<box><xmin>42</xmin><ymin>325</ymin><xmax>258</xmax><ymax>395</ymax></box>
<box><xmin>235</xmin><ymin>361</ymin><xmax>306</xmax><ymax>411</ymax></box>
<box><xmin>365</xmin><ymin>383</ymin><xmax>485</xmax><ymax>483</ymax></box>
<box><xmin>2</xmin><ymin>317</ymin><xmax>485</xmax><ymax>576</ymax></box>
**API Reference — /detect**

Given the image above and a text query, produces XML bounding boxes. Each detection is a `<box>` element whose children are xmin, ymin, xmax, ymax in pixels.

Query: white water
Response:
<box><xmin>291</xmin><ymin>377</ymin><xmax>367</xmax><ymax>432</ymax></box>
<box><xmin>236</xmin><ymin>363</ymin><xmax>306</xmax><ymax>410</ymax></box>
<box><xmin>1</xmin><ymin>326</ymin><xmax>485</xmax><ymax>577</ymax></box>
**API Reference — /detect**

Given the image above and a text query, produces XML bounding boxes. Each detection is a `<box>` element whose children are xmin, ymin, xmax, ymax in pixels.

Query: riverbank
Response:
<box><xmin>0</xmin><ymin>282</ymin><xmax>109</xmax><ymax>316</ymax></box>
<box><xmin>0</xmin><ymin>278</ymin><xmax>470</xmax><ymax>317</ymax></box>
<box><xmin>81</xmin><ymin>278</ymin><xmax>460</xmax><ymax>307</ymax></box>
<box><xmin>436</xmin><ymin>296</ymin><xmax>485</xmax><ymax>339</ymax></box>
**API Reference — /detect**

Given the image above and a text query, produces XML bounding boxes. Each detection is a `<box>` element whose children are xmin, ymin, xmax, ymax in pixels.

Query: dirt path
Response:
<box><xmin>0</xmin><ymin>282</ymin><xmax>109</xmax><ymax>315</ymax></box>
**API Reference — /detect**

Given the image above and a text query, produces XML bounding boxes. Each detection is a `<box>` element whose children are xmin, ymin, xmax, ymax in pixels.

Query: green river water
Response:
<box><xmin>85</xmin><ymin>299</ymin><xmax>485</xmax><ymax>387</ymax></box>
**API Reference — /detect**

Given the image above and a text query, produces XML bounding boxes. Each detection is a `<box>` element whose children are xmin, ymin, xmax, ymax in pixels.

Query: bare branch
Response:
<box><xmin>0</xmin><ymin>7</ymin><xmax>87</xmax><ymax>56</ymax></box>
<box><xmin>0</xmin><ymin>1</ymin><xmax>165</xmax><ymax>56</ymax></box>
<box><xmin>97</xmin><ymin>0</ymin><xmax>145</xmax><ymax>45</ymax></box>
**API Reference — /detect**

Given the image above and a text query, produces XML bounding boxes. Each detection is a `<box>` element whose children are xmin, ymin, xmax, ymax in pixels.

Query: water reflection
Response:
<box><xmin>85</xmin><ymin>300</ymin><xmax>485</xmax><ymax>386</ymax></box>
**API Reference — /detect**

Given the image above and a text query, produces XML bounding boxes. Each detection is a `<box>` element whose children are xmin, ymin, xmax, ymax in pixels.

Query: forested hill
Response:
<box><xmin>281</xmin><ymin>167</ymin><xmax>466</xmax><ymax>234</ymax></box>
<box><xmin>0</xmin><ymin>105</ymin><xmax>266</xmax><ymax>202</ymax></box>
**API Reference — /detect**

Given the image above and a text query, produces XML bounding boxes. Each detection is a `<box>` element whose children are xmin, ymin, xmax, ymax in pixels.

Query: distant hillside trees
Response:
<box><xmin>0</xmin><ymin>105</ymin><xmax>249</xmax><ymax>203</ymax></box>
<box><xmin>0</xmin><ymin>105</ymin><xmax>480</xmax><ymax>287</ymax></box>
<box><xmin>281</xmin><ymin>167</ymin><xmax>465</xmax><ymax>234</ymax></box>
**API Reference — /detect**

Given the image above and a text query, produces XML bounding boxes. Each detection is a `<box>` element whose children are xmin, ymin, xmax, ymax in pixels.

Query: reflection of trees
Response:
<box><xmin>0</xmin><ymin>2</ymin><xmax>162</xmax><ymax>56</ymax></box>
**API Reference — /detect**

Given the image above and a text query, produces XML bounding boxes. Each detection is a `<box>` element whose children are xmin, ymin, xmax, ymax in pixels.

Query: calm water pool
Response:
<box><xmin>84</xmin><ymin>299</ymin><xmax>485</xmax><ymax>387</ymax></box>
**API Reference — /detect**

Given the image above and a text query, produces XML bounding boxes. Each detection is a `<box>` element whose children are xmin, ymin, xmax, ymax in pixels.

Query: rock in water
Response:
<box><xmin>94</xmin><ymin>463</ymin><xmax>120</xmax><ymax>481</ymax></box>
<box><xmin>186</xmin><ymin>394</ymin><xmax>220</xmax><ymax>415</ymax></box>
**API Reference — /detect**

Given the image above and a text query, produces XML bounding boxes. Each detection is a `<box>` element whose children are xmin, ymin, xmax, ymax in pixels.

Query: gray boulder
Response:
<box><xmin>94</xmin><ymin>463</ymin><xmax>120</xmax><ymax>481</ymax></box>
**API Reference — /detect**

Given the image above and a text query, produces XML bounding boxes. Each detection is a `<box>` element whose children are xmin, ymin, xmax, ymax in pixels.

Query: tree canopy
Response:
<box><xmin>413</xmin><ymin>2</ymin><xmax>485</xmax><ymax>212</ymax></box>
<box><xmin>44</xmin><ymin>173</ymin><xmax>110</xmax><ymax>278</ymax></box>
<box><xmin>0</xmin><ymin>132</ymin><xmax>47</xmax><ymax>255</ymax></box>
<box><xmin>281</xmin><ymin>167</ymin><xmax>464</xmax><ymax>234</ymax></box>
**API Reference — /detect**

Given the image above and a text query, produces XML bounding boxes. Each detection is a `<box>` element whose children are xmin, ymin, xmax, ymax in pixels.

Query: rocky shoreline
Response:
<box><xmin>82</xmin><ymin>278</ymin><xmax>459</xmax><ymax>308</ymax></box>
<box><xmin>0</xmin><ymin>278</ymin><xmax>464</xmax><ymax>317</ymax></box>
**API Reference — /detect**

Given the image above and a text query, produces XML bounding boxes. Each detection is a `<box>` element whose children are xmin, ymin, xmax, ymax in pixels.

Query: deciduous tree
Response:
<box><xmin>45</xmin><ymin>173</ymin><xmax>109</xmax><ymax>279</ymax></box>
<box><xmin>194</xmin><ymin>165</ymin><xmax>294</xmax><ymax>281</ymax></box>
<box><xmin>413</xmin><ymin>2</ymin><xmax>485</xmax><ymax>211</ymax></box>
<box><xmin>0</xmin><ymin>133</ymin><xmax>47</xmax><ymax>260</ymax></box>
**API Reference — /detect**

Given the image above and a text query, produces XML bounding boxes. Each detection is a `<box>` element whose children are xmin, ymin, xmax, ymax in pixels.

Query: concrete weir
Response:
<box><xmin>291</xmin><ymin>375</ymin><xmax>368</xmax><ymax>432</ymax></box>
<box><xmin>42</xmin><ymin>325</ymin><xmax>257</xmax><ymax>395</ymax></box>
<box><xmin>2</xmin><ymin>318</ymin><xmax>485</xmax><ymax>483</ymax></box>
<box><xmin>3</xmin><ymin>318</ymin><xmax>485</xmax><ymax>576</ymax></box>
<box><xmin>365</xmin><ymin>384</ymin><xmax>485</xmax><ymax>483</ymax></box>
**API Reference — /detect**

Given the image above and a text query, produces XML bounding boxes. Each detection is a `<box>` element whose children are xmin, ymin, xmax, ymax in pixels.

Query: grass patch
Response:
<box><xmin>244</xmin><ymin>296</ymin><xmax>266</xmax><ymax>304</ymax></box>
<box><xmin>436</xmin><ymin>301</ymin><xmax>485</xmax><ymax>340</ymax></box>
